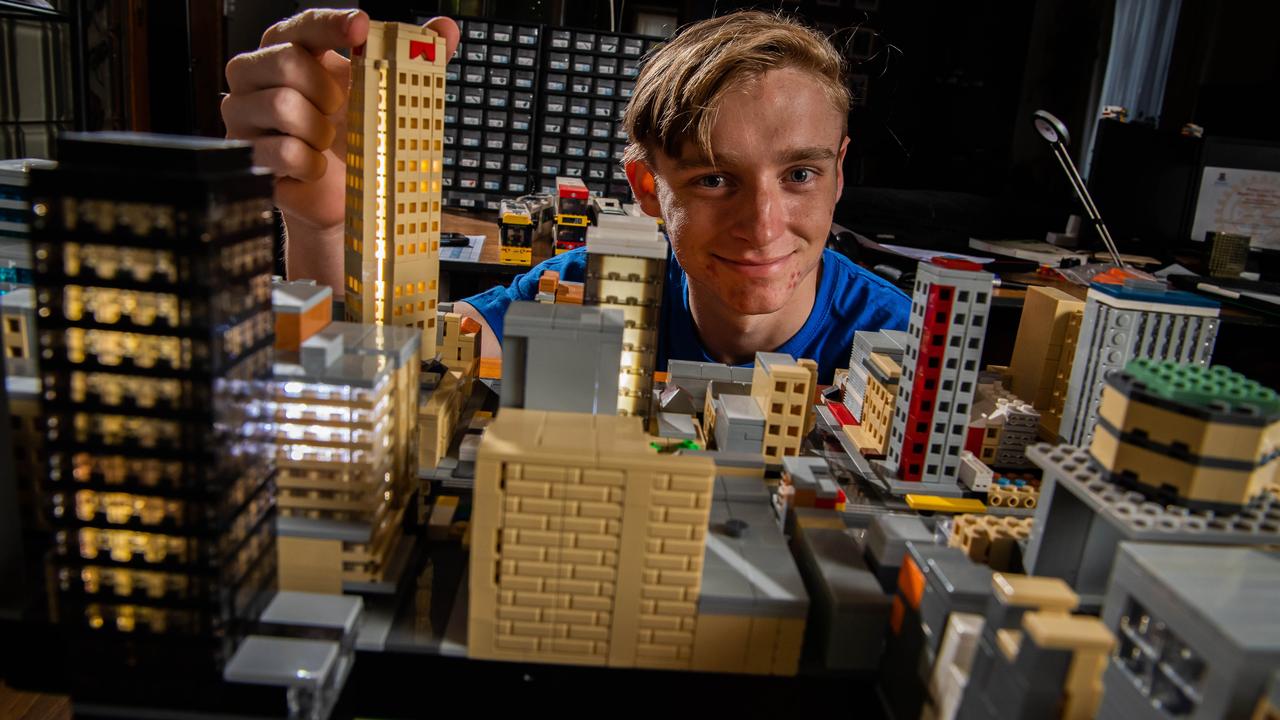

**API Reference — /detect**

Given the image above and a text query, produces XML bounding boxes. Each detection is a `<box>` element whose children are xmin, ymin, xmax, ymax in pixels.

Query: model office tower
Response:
<box><xmin>30</xmin><ymin>134</ymin><xmax>276</xmax><ymax>663</ymax></box>
<box><xmin>887</xmin><ymin>259</ymin><xmax>994</xmax><ymax>486</ymax></box>
<box><xmin>1005</xmin><ymin>286</ymin><xmax>1083</xmax><ymax>438</ymax></box>
<box><xmin>585</xmin><ymin>213</ymin><xmax>666</xmax><ymax>421</ymax></box>
<box><xmin>344</xmin><ymin>21</ymin><xmax>448</xmax><ymax>361</ymax></box>
<box><xmin>271</xmin><ymin>280</ymin><xmax>422</xmax><ymax>595</ymax></box>
<box><xmin>1057</xmin><ymin>280</ymin><xmax>1219</xmax><ymax>447</ymax></box>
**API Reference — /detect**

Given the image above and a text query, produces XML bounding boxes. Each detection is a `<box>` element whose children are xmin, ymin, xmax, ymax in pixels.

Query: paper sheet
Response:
<box><xmin>439</xmin><ymin>235</ymin><xmax>486</xmax><ymax>263</ymax></box>
<box><xmin>1190</xmin><ymin>167</ymin><xmax>1280</xmax><ymax>250</ymax></box>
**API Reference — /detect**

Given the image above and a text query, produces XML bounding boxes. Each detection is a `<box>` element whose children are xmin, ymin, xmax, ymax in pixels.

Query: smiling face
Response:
<box><xmin>633</xmin><ymin>67</ymin><xmax>849</xmax><ymax>316</ymax></box>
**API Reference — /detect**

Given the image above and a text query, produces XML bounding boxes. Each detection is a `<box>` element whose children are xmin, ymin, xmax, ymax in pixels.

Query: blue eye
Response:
<box><xmin>696</xmin><ymin>175</ymin><xmax>725</xmax><ymax>189</ymax></box>
<box><xmin>789</xmin><ymin>168</ymin><xmax>813</xmax><ymax>183</ymax></box>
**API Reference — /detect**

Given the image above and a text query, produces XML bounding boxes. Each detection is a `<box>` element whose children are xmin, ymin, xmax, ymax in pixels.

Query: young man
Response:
<box><xmin>223</xmin><ymin>9</ymin><xmax>909</xmax><ymax>383</ymax></box>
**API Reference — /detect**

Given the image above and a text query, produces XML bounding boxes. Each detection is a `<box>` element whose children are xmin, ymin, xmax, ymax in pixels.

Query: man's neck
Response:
<box><xmin>687</xmin><ymin>258</ymin><xmax>822</xmax><ymax>366</ymax></box>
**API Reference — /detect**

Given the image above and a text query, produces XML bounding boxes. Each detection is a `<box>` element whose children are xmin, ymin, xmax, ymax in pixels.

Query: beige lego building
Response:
<box><xmin>847</xmin><ymin>351</ymin><xmax>900</xmax><ymax>457</ymax></box>
<box><xmin>418</xmin><ymin>366</ymin><xmax>467</xmax><ymax>473</ymax></box>
<box><xmin>1006</xmin><ymin>286</ymin><xmax>1084</xmax><ymax>438</ymax></box>
<box><xmin>585</xmin><ymin>214</ymin><xmax>667</xmax><ymax>422</ymax></box>
<box><xmin>469</xmin><ymin>408</ymin><xmax>718</xmax><ymax>669</ymax></box>
<box><xmin>271</xmin><ymin>280</ymin><xmax>422</xmax><ymax>594</ymax></box>
<box><xmin>437</xmin><ymin>310</ymin><xmax>480</xmax><ymax>376</ymax></box>
<box><xmin>750</xmin><ymin>352</ymin><xmax>817</xmax><ymax>463</ymax></box>
<box><xmin>344</xmin><ymin>20</ymin><xmax>447</xmax><ymax>361</ymax></box>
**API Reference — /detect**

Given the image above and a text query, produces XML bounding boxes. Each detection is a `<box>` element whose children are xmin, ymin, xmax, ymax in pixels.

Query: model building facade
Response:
<box><xmin>344</xmin><ymin>21</ymin><xmax>448</xmax><ymax>361</ymax></box>
<box><xmin>31</xmin><ymin>133</ymin><xmax>276</xmax><ymax>663</ymax></box>
<box><xmin>1005</xmin><ymin>286</ymin><xmax>1084</xmax><ymax>438</ymax></box>
<box><xmin>1058</xmin><ymin>278</ymin><xmax>1219</xmax><ymax>447</ymax></box>
<box><xmin>585</xmin><ymin>213</ymin><xmax>666</xmax><ymax>422</ymax></box>
<box><xmin>271</xmin><ymin>280</ymin><xmax>422</xmax><ymax>594</ymax></box>
<box><xmin>469</xmin><ymin>408</ymin><xmax>717</xmax><ymax>669</ymax></box>
<box><xmin>750</xmin><ymin>352</ymin><xmax>817</xmax><ymax>463</ymax></box>
<box><xmin>1089</xmin><ymin>359</ymin><xmax>1278</xmax><ymax>509</ymax></box>
<box><xmin>886</xmin><ymin>259</ymin><xmax>994</xmax><ymax>486</ymax></box>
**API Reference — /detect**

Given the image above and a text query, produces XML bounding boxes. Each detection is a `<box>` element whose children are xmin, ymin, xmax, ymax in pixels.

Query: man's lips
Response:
<box><xmin>714</xmin><ymin>253</ymin><xmax>792</xmax><ymax>277</ymax></box>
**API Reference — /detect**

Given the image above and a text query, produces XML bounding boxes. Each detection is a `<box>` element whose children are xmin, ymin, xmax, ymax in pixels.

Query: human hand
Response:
<box><xmin>222</xmin><ymin>10</ymin><xmax>459</xmax><ymax>285</ymax></box>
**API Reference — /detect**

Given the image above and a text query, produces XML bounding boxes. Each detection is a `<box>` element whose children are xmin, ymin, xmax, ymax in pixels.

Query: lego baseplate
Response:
<box><xmin>1024</xmin><ymin>441</ymin><xmax>1280</xmax><ymax>609</ymax></box>
<box><xmin>1027</xmin><ymin>443</ymin><xmax>1280</xmax><ymax>539</ymax></box>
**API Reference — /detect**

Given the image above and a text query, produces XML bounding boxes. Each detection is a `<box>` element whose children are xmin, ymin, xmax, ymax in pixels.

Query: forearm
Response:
<box><xmin>284</xmin><ymin>215</ymin><xmax>346</xmax><ymax>292</ymax></box>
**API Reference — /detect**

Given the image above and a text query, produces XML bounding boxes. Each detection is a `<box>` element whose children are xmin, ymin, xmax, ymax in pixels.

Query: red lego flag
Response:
<box><xmin>409</xmin><ymin>40</ymin><xmax>435</xmax><ymax>62</ymax></box>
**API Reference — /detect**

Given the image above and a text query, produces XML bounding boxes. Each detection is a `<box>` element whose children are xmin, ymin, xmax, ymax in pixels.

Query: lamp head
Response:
<box><xmin>1033</xmin><ymin>110</ymin><xmax>1071</xmax><ymax>146</ymax></box>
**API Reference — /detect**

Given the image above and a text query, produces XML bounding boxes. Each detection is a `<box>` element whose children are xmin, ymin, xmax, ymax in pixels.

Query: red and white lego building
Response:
<box><xmin>885</xmin><ymin>258</ymin><xmax>995</xmax><ymax>491</ymax></box>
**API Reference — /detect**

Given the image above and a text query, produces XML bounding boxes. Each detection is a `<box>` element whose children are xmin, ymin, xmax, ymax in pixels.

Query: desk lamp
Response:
<box><xmin>1033</xmin><ymin>109</ymin><xmax>1125</xmax><ymax>268</ymax></box>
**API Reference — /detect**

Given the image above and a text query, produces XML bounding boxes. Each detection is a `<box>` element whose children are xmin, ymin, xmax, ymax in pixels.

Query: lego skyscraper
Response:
<box><xmin>30</xmin><ymin>133</ymin><xmax>277</xmax><ymax>669</ymax></box>
<box><xmin>883</xmin><ymin>259</ymin><xmax>994</xmax><ymax>494</ymax></box>
<box><xmin>585</xmin><ymin>213</ymin><xmax>666</xmax><ymax>422</ymax></box>
<box><xmin>1057</xmin><ymin>279</ymin><xmax>1219</xmax><ymax>447</ymax></box>
<box><xmin>344</xmin><ymin>21</ymin><xmax>448</xmax><ymax>361</ymax></box>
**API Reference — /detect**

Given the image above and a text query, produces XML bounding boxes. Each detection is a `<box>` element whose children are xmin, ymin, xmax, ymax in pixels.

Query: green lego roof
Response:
<box><xmin>1124</xmin><ymin>358</ymin><xmax>1280</xmax><ymax>415</ymax></box>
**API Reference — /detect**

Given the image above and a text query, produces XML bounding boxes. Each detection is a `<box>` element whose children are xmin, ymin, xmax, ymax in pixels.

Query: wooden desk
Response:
<box><xmin>439</xmin><ymin>209</ymin><xmax>554</xmax><ymax>301</ymax></box>
<box><xmin>441</xmin><ymin>209</ymin><xmax>553</xmax><ymax>268</ymax></box>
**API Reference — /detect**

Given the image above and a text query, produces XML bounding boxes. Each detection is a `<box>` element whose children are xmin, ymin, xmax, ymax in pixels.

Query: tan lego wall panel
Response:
<box><xmin>469</xmin><ymin>409</ymin><xmax>714</xmax><ymax>668</ymax></box>
<box><xmin>279</xmin><ymin>535</ymin><xmax>344</xmax><ymax>594</ymax></box>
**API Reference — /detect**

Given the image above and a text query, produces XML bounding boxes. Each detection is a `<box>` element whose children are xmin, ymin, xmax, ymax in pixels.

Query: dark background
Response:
<box><xmin>6</xmin><ymin>0</ymin><xmax>1278</xmax><ymax>252</ymax></box>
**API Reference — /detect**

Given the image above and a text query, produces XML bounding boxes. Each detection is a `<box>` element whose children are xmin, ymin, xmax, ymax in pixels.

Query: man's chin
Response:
<box><xmin>719</xmin><ymin>288</ymin><xmax>791</xmax><ymax>316</ymax></box>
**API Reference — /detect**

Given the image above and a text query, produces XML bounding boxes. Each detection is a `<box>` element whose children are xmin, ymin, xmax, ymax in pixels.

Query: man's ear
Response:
<box><xmin>835</xmin><ymin>135</ymin><xmax>850</xmax><ymax>202</ymax></box>
<box><xmin>625</xmin><ymin>159</ymin><xmax>662</xmax><ymax>218</ymax></box>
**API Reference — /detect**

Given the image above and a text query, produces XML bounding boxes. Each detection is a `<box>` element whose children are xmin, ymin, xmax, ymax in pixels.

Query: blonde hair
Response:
<box><xmin>621</xmin><ymin>11</ymin><xmax>850</xmax><ymax>167</ymax></box>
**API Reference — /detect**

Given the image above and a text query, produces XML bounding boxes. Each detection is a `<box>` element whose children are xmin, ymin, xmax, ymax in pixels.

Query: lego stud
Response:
<box><xmin>723</xmin><ymin>518</ymin><xmax>748</xmax><ymax>537</ymax></box>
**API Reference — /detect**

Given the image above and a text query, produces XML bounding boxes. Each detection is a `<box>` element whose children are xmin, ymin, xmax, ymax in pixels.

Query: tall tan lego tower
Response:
<box><xmin>585</xmin><ymin>214</ymin><xmax>666</xmax><ymax>422</ymax></box>
<box><xmin>344</xmin><ymin>21</ymin><xmax>447</xmax><ymax>361</ymax></box>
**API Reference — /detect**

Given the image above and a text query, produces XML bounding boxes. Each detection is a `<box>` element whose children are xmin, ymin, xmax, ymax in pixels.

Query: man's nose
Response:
<box><xmin>732</xmin><ymin>181</ymin><xmax>786</xmax><ymax>247</ymax></box>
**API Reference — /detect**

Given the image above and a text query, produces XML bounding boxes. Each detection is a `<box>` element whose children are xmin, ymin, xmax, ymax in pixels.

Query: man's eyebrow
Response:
<box><xmin>778</xmin><ymin>146</ymin><xmax>836</xmax><ymax>164</ymax></box>
<box><xmin>673</xmin><ymin>154</ymin><xmax>718</xmax><ymax>171</ymax></box>
<box><xmin>672</xmin><ymin>146</ymin><xmax>836</xmax><ymax>171</ymax></box>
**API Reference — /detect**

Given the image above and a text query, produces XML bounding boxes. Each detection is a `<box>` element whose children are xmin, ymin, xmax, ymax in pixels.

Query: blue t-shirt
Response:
<box><xmin>464</xmin><ymin>247</ymin><xmax>910</xmax><ymax>384</ymax></box>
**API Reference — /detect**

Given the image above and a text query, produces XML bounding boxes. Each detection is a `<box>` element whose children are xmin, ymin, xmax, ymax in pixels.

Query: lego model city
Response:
<box><xmin>1</xmin><ymin>19</ymin><xmax>1278</xmax><ymax>720</ymax></box>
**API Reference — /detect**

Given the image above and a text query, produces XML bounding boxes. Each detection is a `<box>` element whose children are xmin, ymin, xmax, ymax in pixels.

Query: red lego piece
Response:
<box><xmin>556</xmin><ymin>176</ymin><xmax>590</xmax><ymax>200</ymax></box>
<box><xmin>409</xmin><ymin>39</ymin><xmax>436</xmax><ymax>61</ymax></box>
<box><xmin>827</xmin><ymin>401</ymin><xmax>855</xmax><ymax>427</ymax></box>
<box><xmin>897</xmin><ymin>281</ymin><xmax>955</xmax><ymax>482</ymax></box>
<box><xmin>965</xmin><ymin>425</ymin><xmax>985</xmax><ymax>456</ymax></box>
<box><xmin>931</xmin><ymin>257</ymin><xmax>985</xmax><ymax>272</ymax></box>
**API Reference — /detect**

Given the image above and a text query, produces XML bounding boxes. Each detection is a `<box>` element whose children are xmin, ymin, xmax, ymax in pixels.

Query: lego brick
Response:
<box><xmin>792</xmin><ymin>524</ymin><xmax>892</xmax><ymax>670</ymax></box>
<box><xmin>299</xmin><ymin>325</ymin><xmax>345</xmax><ymax>368</ymax></box>
<box><xmin>958</xmin><ymin>451</ymin><xmax>993</xmax><ymax>492</ymax></box>
<box><xmin>865</xmin><ymin>514</ymin><xmax>936</xmax><ymax>569</ymax></box>
<box><xmin>906</xmin><ymin>495</ymin><xmax>987</xmax><ymax>514</ymax></box>
<box><xmin>501</xmin><ymin>302</ymin><xmax>623</xmax><ymax>414</ymax></box>
<box><xmin>918</xmin><ymin>554</ymin><xmax>993</xmax><ymax>656</ymax></box>
<box><xmin>657</xmin><ymin>412</ymin><xmax>698</xmax><ymax>441</ymax></box>
<box><xmin>224</xmin><ymin>635</ymin><xmax>338</xmax><ymax>687</ymax></box>
<box><xmin>690</xmin><ymin>613</ymin><xmax>753</xmax><ymax>673</ymax></box>
<box><xmin>1098</xmin><ymin>543</ymin><xmax>1280</xmax><ymax>720</ymax></box>
<box><xmin>991</xmin><ymin>572</ymin><xmax>1078</xmax><ymax>613</ymax></box>
<box><xmin>278</xmin><ymin>536</ymin><xmax>344</xmax><ymax>596</ymax></box>
<box><xmin>260</xmin><ymin>591</ymin><xmax>363</xmax><ymax>637</ymax></box>
<box><xmin>929</xmin><ymin>611</ymin><xmax>985</xmax><ymax>720</ymax></box>
<box><xmin>657</xmin><ymin>384</ymin><xmax>699</xmax><ymax>416</ymax></box>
